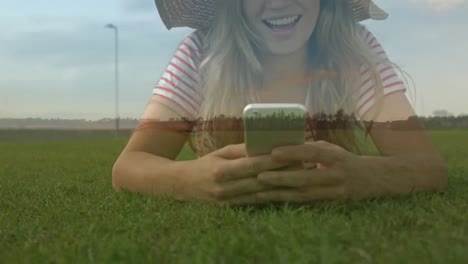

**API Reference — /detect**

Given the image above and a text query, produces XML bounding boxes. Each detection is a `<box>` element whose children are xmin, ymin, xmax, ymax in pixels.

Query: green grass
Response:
<box><xmin>0</xmin><ymin>130</ymin><xmax>467</xmax><ymax>263</ymax></box>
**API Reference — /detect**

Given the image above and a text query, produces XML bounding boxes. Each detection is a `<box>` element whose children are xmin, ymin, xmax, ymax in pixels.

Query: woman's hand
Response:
<box><xmin>256</xmin><ymin>141</ymin><xmax>368</xmax><ymax>203</ymax></box>
<box><xmin>176</xmin><ymin>143</ymin><xmax>294</xmax><ymax>206</ymax></box>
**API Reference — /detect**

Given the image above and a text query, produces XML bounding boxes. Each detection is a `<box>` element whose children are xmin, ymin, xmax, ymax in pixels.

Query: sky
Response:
<box><xmin>1</xmin><ymin>0</ymin><xmax>467</xmax><ymax>120</ymax></box>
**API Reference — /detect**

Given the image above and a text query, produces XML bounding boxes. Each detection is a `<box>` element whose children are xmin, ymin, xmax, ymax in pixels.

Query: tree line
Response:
<box><xmin>1</xmin><ymin>114</ymin><xmax>468</xmax><ymax>130</ymax></box>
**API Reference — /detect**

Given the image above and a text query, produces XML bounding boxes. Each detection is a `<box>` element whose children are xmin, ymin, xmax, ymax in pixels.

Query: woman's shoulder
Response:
<box><xmin>177</xmin><ymin>30</ymin><xmax>207</xmax><ymax>60</ymax></box>
<box><xmin>356</xmin><ymin>24</ymin><xmax>376</xmax><ymax>43</ymax></box>
<box><xmin>356</xmin><ymin>24</ymin><xmax>389</xmax><ymax>62</ymax></box>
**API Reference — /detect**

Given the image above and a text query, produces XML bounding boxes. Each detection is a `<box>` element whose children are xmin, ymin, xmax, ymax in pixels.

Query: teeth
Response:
<box><xmin>265</xmin><ymin>15</ymin><xmax>300</xmax><ymax>26</ymax></box>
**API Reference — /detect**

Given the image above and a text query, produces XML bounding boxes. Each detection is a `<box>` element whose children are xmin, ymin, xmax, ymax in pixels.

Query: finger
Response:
<box><xmin>257</xmin><ymin>168</ymin><xmax>343</xmax><ymax>187</ymax></box>
<box><xmin>272</xmin><ymin>141</ymin><xmax>341</xmax><ymax>165</ymax></box>
<box><xmin>215</xmin><ymin>143</ymin><xmax>246</xmax><ymax>159</ymax></box>
<box><xmin>257</xmin><ymin>186</ymin><xmax>346</xmax><ymax>203</ymax></box>
<box><xmin>270</xmin><ymin>160</ymin><xmax>304</xmax><ymax>171</ymax></box>
<box><xmin>219</xmin><ymin>156</ymin><xmax>292</xmax><ymax>181</ymax></box>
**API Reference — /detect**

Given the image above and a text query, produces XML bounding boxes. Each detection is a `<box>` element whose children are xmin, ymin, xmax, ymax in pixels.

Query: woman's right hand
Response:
<box><xmin>174</xmin><ymin>143</ymin><xmax>294</xmax><ymax>206</ymax></box>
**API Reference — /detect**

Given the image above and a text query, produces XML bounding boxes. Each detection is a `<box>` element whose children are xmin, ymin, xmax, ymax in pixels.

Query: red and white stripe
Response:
<box><xmin>152</xmin><ymin>26</ymin><xmax>407</xmax><ymax>151</ymax></box>
<box><xmin>153</xmin><ymin>31</ymin><xmax>205</xmax><ymax>119</ymax></box>
<box><xmin>355</xmin><ymin>26</ymin><xmax>406</xmax><ymax>117</ymax></box>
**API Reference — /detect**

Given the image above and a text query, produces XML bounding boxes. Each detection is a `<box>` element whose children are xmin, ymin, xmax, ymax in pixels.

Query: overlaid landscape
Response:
<box><xmin>1</xmin><ymin>114</ymin><xmax>467</xmax><ymax>262</ymax></box>
<box><xmin>3</xmin><ymin>0</ymin><xmax>467</xmax><ymax>262</ymax></box>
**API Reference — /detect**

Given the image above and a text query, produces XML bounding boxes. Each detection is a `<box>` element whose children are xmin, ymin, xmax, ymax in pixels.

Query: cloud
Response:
<box><xmin>410</xmin><ymin>0</ymin><xmax>467</xmax><ymax>11</ymax></box>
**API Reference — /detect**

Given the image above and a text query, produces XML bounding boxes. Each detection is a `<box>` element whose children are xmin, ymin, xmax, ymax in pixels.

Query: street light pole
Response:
<box><xmin>105</xmin><ymin>23</ymin><xmax>119</xmax><ymax>132</ymax></box>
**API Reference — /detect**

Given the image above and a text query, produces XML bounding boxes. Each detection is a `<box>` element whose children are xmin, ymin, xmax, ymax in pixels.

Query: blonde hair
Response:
<box><xmin>188</xmin><ymin>0</ymin><xmax>410</xmax><ymax>157</ymax></box>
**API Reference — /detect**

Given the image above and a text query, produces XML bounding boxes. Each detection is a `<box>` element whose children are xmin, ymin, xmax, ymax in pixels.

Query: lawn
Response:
<box><xmin>0</xmin><ymin>129</ymin><xmax>467</xmax><ymax>263</ymax></box>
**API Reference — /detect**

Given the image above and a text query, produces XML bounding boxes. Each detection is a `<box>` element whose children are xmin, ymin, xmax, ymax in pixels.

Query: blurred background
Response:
<box><xmin>0</xmin><ymin>0</ymin><xmax>467</xmax><ymax>125</ymax></box>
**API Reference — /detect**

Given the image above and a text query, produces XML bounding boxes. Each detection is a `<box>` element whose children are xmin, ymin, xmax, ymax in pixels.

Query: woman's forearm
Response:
<box><xmin>355</xmin><ymin>153</ymin><xmax>448</xmax><ymax>198</ymax></box>
<box><xmin>112</xmin><ymin>151</ymin><xmax>192</xmax><ymax>197</ymax></box>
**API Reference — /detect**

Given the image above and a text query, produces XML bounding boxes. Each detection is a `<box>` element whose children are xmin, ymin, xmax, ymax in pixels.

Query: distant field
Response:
<box><xmin>0</xmin><ymin>129</ymin><xmax>133</xmax><ymax>142</ymax></box>
<box><xmin>0</xmin><ymin>129</ymin><xmax>467</xmax><ymax>263</ymax></box>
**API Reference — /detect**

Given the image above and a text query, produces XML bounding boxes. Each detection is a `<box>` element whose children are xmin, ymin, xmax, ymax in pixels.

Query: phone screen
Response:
<box><xmin>243</xmin><ymin>104</ymin><xmax>307</xmax><ymax>157</ymax></box>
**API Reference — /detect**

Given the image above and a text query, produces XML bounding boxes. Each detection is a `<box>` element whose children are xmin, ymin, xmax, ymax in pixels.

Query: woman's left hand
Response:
<box><xmin>256</xmin><ymin>141</ymin><xmax>368</xmax><ymax>202</ymax></box>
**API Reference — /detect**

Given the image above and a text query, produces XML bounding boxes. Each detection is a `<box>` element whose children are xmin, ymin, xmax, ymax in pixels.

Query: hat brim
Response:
<box><xmin>155</xmin><ymin>0</ymin><xmax>389</xmax><ymax>30</ymax></box>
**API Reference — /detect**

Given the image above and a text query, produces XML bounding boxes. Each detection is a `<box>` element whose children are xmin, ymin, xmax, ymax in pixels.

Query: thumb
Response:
<box><xmin>214</xmin><ymin>143</ymin><xmax>247</xmax><ymax>159</ymax></box>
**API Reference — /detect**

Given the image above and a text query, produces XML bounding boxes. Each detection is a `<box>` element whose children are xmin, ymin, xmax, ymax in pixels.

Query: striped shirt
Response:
<box><xmin>153</xmin><ymin>25</ymin><xmax>406</xmax><ymax>120</ymax></box>
<box><xmin>153</xmin><ymin>30</ymin><xmax>205</xmax><ymax>121</ymax></box>
<box><xmin>153</xmin><ymin>25</ymin><xmax>407</xmax><ymax>166</ymax></box>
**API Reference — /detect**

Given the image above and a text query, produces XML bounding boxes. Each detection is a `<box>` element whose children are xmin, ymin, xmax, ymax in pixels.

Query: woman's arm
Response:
<box><xmin>112</xmin><ymin>99</ymin><xmax>291</xmax><ymax>205</ymax></box>
<box><xmin>349</xmin><ymin>154</ymin><xmax>446</xmax><ymax>199</ymax></box>
<box><xmin>253</xmin><ymin>92</ymin><xmax>447</xmax><ymax>202</ymax></box>
<box><xmin>360</xmin><ymin>91</ymin><xmax>448</xmax><ymax>196</ymax></box>
<box><xmin>112</xmin><ymin>97</ymin><xmax>194</xmax><ymax>196</ymax></box>
<box><xmin>355</xmin><ymin>27</ymin><xmax>447</xmax><ymax>195</ymax></box>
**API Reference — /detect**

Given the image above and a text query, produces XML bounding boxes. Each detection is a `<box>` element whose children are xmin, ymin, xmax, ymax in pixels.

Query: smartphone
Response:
<box><xmin>243</xmin><ymin>103</ymin><xmax>308</xmax><ymax>157</ymax></box>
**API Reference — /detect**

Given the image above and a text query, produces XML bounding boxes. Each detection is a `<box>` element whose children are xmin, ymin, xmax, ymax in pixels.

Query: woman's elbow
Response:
<box><xmin>111</xmin><ymin>158</ymin><xmax>126</xmax><ymax>192</ymax></box>
<box><xmin>413</xmin><ymin>153</ymin><xmax>448</xmax><ymax>193</ymax></box>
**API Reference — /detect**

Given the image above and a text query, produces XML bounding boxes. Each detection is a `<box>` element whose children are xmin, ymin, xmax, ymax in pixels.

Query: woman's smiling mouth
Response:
<box><xmin>263</xmin><ymin>15</ymin><xmax>302</xmax><ymax>32</ymax></box>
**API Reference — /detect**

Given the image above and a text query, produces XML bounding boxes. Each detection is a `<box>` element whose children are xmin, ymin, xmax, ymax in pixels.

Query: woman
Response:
<box><xmin>112</xmin><ymin>0</ymin><xmax>448</xmax><ymax>205</ymax></box>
